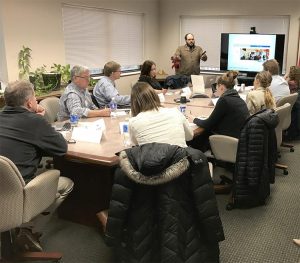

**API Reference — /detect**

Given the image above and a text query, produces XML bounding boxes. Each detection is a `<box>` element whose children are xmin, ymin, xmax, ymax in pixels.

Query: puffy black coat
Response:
<box><xmin>233</xmin><ymin>109</ymin><xmax>279</xmax><ymax>207</ymax></box>
<box><xmin>105</xmin><ymin>143</ymin><xmax>225</xmax><ymax>263</ymax></box>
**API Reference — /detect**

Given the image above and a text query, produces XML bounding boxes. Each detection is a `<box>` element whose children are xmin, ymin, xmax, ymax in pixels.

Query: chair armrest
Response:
<box><xmin>23</xmin><ymin>170</ymin><xmax>60</xmax><ymax>223</ymax></box>
<box><xmin>209</xmin><ymin>135</ymin><xmax>238</xmax><ymax>163</ymax></box>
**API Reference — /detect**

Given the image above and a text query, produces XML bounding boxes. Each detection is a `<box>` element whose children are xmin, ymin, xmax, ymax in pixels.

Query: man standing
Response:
<box><xmin>93</xmin><ymin>61</ymin><xmax>131</xmax><ymax>108</ymax></box>
<box><xmin>58</xmin><ymin>65</ymin><xmax>111</xmax><ymax>120</ymax></box>
<box><xmin>263</xmin><ymin>59</ymin><xmax>290</xmax><ymax>102</ymax></box>
<box><xmin>0</xmin><ymin>80</ymin><xmax>74</xmax><ymax>251</ymax></box>
<box><xmin>173</xmin><ymin>33</ymin><xmax>207</xmax><ymax>76</ymax></box>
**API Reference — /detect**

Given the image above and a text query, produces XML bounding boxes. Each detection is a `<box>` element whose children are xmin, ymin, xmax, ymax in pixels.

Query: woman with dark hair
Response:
<box><xmin>190</xmin><ymin>70</ymin><xmax>249</xmax><ymax>151</ymax></box>
<box><xmin>138</xmin><ymin>60</ymin><xmax>168</xmax><ymax>94</ymax></box>
<box><xmin>246</xmin><ymin>71</ymin><xmax>276</xmax><ymax>114</ymax></box>
<box><xmin>129</xmin><ymin>82</ymin><xmax>193</xmax><ymax>147</ymax></box>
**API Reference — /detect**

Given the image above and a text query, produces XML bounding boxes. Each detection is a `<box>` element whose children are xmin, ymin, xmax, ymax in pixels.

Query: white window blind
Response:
<box><xmin>180</xmin><ymin>16</ymin><xmax>289</xmax><ymax>72</ymax></box>
<box><xmin>62</xmin><ymin>5</ymin><xmax>144</xmax><ymax>73</ymax></box>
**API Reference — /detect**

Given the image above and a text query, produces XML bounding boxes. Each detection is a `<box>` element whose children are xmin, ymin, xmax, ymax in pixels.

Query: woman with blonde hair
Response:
<box><xmin>129</xmin><ymin>82</ymin><xmax>193</xmax><ymax>147</ymax></box>
<box><xmin>246</xmin><ymin>71</ymin><xmax>276</xmax><ymax>115</ymax></box>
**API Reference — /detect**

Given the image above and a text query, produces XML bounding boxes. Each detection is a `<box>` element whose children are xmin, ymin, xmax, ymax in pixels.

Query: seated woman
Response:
<box><xmin>129</xmin><ymin>82</ymin><xmax>193</xmax><ymax>148</ymax></box>
<box><xmin>246</xmin><ymin>71</ymin><xmax>276</xmax><ymax>115</ymax></box>
<box><xmin>138</xmin><ymin>60</ymin><xmax>168</xmax><ymax>94</ymax></box>
<box><xmin>190</xmin><ymin>70</ymin><xmax>249</xmax><ymax>151</ymax></box>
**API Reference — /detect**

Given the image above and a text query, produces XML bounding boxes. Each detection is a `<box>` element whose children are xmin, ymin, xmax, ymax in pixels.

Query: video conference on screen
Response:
<box><xmin>220</xmin><ymin>33</ymin><xmax>285</xmax><ymax>75</ymax></box>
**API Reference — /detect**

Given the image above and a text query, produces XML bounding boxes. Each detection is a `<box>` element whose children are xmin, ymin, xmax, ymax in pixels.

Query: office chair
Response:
<box><xmin>39</xmin><ymin>97</ymin><xmax>60</xmax><ymax>169</ymax></box>
<box><xmin>274</xmin><ymin>103</ymin><xmax>291</xmax><ymax>175</ymax></box>
<box><xmin>39</xmin><ymin>96</ymin><xmax>60</xmax><ymax>123</ymax></box>
<box><xmin>91</xmin><ymin>94</ymin><xmax>100</xmax><ymax>108</ymax></box>
<box><xmin>0</xmin><ymin>155</ymin><xmax>62</xmax><ymax>262</ymax></box>
<box><xmin>276</xmin><ymin>93</ymin><xmax>298</xmax><ymax>152</ymax></box>
<box><xmin>208</xmin><ymin>135</ymin><xmax>239</xmax><ymax>194</ymax></box>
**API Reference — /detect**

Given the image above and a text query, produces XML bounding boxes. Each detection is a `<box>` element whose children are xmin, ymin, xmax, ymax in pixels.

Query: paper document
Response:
<box><xmin>191</xmin><ymin>75</ymin><xmax>205</xmax><ymax>94</ymax></box>
<box><xmin>71</xmin><ymin>119</ymin><xmax>105</xmax><ymax>143</ymax></box>
<box><xmin>71</xmin><ymin>126</ymin><xmax>103</xmax><ymax>143</ymax></box>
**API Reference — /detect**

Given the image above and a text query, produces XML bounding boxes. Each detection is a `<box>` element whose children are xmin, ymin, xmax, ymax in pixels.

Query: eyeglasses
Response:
<box><xmin>76</xmin><ymin>75</ymin><xmax>90</xmax><ymax>80</ymax></box>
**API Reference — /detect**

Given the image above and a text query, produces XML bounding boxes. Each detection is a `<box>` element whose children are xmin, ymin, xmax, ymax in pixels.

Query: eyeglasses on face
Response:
<box><xmin>76</xmin><ymin>75</ymin><xmax>90</xmax><ymax>80</ymax></box>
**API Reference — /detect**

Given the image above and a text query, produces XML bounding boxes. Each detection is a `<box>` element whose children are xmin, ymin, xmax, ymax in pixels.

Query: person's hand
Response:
<box><xmin>101</xmin><ymin>108</ymin><xmax>111</xmax><ymax>117</ymax></box>
<box><xmin>193</xmin><ymin>127</ymin><xmax>204</xmax><ymax>137</ymax></box>
<box><xmin>201</xmin><ymin>54</ymin><xmax>207</xmax><ymax>62</ymax></box>
<box><xmin>36</xmin><ymin>104</ymin><xmax>45</xmax><ymax>116</ymax></box>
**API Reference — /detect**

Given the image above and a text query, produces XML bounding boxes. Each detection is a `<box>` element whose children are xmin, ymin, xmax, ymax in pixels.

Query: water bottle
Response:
<box><xmin>179</xmin><ymin>95</ymin><xmax>187</xmax><ymax>116</ymax></box>
<box><xmin>122</xmin><ymin>123</ymin><xmax>131</xmax><ymax>147</ymax></box>
<box><xmin>109</xmin><ymin>97</ymin><xmax>118</xmax><ymax>118</ymax></box>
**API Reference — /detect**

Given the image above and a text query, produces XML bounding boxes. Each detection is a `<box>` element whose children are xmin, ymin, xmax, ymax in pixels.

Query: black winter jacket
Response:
<box><xmin>105</xmin><ymin>143</ymin><xmax>225</xmax><ymax>263</ymax></box>
<box><xmin>233</xmin><ymin>109</ymin><xmax>278</xmax><ymax>207</ymax></box>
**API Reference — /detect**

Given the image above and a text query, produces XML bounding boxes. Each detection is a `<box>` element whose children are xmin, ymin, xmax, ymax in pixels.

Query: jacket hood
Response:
<box><xmin>253</xmin><ymin>109</ymin><xmax>279</xmax><ymax>129</ymax></box>
<box><xmin>119</xmin><ymin>143</ymin><xmax>189</xmax><ymax>185</ymax></box>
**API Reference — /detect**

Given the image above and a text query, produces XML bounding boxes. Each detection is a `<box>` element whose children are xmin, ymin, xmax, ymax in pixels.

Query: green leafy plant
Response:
<box><xmin>51</xmin><ymin>63</ymin><xmax>71</xmax><ymax>84</ymax></box>
<box><xmin>18</xmin><ymin>46</ymin><xmax>32</xmax><ymax>79</ymax></box>
<box><xmin>29</xmin><ymin>65</ymin><xmax>52</xmax><ymax>94</ymax></box>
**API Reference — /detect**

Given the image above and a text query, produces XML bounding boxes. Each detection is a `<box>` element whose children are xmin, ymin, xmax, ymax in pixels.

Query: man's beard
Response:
<box><xmin>187</xmin><ymin>42</ymin><xmax>195</xmax><ymax>49</ymax></box>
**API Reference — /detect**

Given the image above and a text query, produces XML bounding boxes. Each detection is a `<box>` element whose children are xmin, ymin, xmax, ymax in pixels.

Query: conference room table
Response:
<box><xmin>54</xmin><ymin>89</ymin><xmax>216</xmax><ymax>226</ymax></box>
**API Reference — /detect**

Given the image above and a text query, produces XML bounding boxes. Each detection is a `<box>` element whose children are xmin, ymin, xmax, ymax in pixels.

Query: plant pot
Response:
<box><xmin>42</xmin><ymin>73</ymin><xmax>61</xmax><ymax>91</ymax></box>
<box><xmin>29</xmin><ymin>75</ymin><xmax>36</xmax><ymax>89</ymax></box>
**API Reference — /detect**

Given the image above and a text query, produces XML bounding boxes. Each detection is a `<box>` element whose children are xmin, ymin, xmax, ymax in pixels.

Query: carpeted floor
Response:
<box><xmin>8</xmin><ymin>140</ymin><xmax>300</xmax><ymax>263</ymax></box>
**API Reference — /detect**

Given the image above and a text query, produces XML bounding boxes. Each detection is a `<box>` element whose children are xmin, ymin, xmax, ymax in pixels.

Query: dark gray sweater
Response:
<box><xmin>0</xmin><ymin>106</ymin><xmax>67</xmax><ymax>182</ymax></box>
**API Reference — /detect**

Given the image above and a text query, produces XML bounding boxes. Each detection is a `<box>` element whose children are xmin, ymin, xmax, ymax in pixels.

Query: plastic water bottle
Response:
<box><xmin>109</xmin><ymin>97</ymin><xmax>117</xmax><ymax>118</ymax></box>
<box><xmin>122</xmin><ymin>123</ymin><xmax>131</xmax><ymax>147</ymax></box>
<box><xmin>179</xmin><ymin>95</ymin><xmax>187</xmax><ymax>116</ymax></box>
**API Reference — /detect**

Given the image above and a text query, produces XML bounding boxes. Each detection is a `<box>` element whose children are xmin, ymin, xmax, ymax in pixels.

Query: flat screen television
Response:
<box><xmin>220</xmin><ymin>33</ymin><xmax>285</xmax><ymax>77</ymax></box>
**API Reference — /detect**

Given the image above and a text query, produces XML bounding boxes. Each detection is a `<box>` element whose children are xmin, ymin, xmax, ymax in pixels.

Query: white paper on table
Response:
<box><xmin>71</xmin><ymin>126</ymin><xmax>103</xmax><ymax>143</ymax></box>
<box><xmin>119</xmin><ymin>121</ymin><xmax>129</xmax><ymax>134</ymax></box>
<box><xmin>189</xmin><ymin>122</ymin><xmax>197</xmax><ymax>129</ymax></box>
<box><xmin>245</xmin><ymin>86</ymin><xmax>254</xmax><ymax>91</ymax></box>
<box><xmin>158</xmin><ymin>93</ymin><xmax>165</xmax><ymax>102</ymax></box>
<box><xmin>196</xmin><ymin>116</ymin><xmax>208</xmax><ymax>120</ymax></box>
<box><xmin>239</xmin><ymin>94</ymin><xmax>247</xmax><ymax>101</ymax></box>
<box><xmin>234</xmin><ymin>85</ymin><xmax>241</xmax><ymax>92</ymax></box>
<box><xmin>211</xmin><ymin>98</ymin><xmax>219</xmax><ymax>106</ymax></box>
<box><xmin>182</xmin><ymin>87</ymin><xmax>192</xmax><ymax>98</ymax></box>
<box><xmin>77</xmin><ymin>119</ymin><xmax>106</xmax><ymax>131</ymax></box>
<box><xmin>115</xmin><ymin>111</ymin><xmax>127</xmax><ymax>116</ymax></box>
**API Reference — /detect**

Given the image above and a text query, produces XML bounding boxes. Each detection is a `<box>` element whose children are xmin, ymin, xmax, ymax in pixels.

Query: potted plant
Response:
<box><xmin>50</xmin><ymin>63</ymin><xmax>71</xmax><ymax>86</ymax></box>
<box><xmin>29</xmin><ymin>65</ymin><xmax>50</xmax><ymax>94</ymax></box>
<box><xmin>18</xmin><ymin>46</ymin><xmax>32</xmax><ymax>79</ymax></box>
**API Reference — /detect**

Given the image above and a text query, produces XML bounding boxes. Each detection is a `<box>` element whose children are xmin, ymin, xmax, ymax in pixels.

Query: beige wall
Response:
<box><xmin>1</xmin><ymin>0</ymin><xmax>300</xmax><ymax>93</ymax></box>
<box><xmin>159</xmin><ymin>0</ymin><xmax>300</xmax><ymax>75</ymax></box>
<box><xmin>1</xmin><ymin>0</ymin><xmax>159</xmax><ymax>94</ymax></box>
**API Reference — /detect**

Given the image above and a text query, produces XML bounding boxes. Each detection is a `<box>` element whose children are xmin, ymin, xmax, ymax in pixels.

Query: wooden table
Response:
<box><xmin>55</xmin><ymin>99</ymin><xmax>214</xmax><ymax>226</ymax></box>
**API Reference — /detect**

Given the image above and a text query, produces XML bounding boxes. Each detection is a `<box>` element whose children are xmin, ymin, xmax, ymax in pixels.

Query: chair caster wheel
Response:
<box><xmin>226</xmin><ymin>203</ymin><xmax>234</xmax><ymax>211</ymax></box>
<box><xmin>290</xmin><ymin>148</ymin><xmax>294</xmax><ymax>152</ymax></box>
<box><xmin>283</xmin><ymin>170</ymin><xmax>288</xmax><ymax>175</ymax></box>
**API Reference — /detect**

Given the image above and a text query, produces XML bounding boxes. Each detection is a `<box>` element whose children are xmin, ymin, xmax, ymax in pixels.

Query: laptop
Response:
<box><xmin>191</xmin><ymin>75</ymin><xmax>209</xmax><ymax>98</ymax></box>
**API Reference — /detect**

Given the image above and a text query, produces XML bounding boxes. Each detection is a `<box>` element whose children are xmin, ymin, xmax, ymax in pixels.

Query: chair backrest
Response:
<box><xmin>274</xmin><ymin>103</ymin><xmax>291</xmax><ymax>147</ymax></box>
<box><xmin>39</xmin><ymin>96</ymin><xmax>60</xmax><ymax>123</ymax></box>
<box><xmin>209</xmin><ymin>135</ymin><xmax>239</xmax><ymax>163</ymax></box>
<box><xmin>276</xmin><ymin>93</ymin><xmax>298</xmax><ymax>108</ymax></box>
<box><xmin>0</xmin><ymin>156</ymin><xmax>25</xmax><ymax>232</ymax></box>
